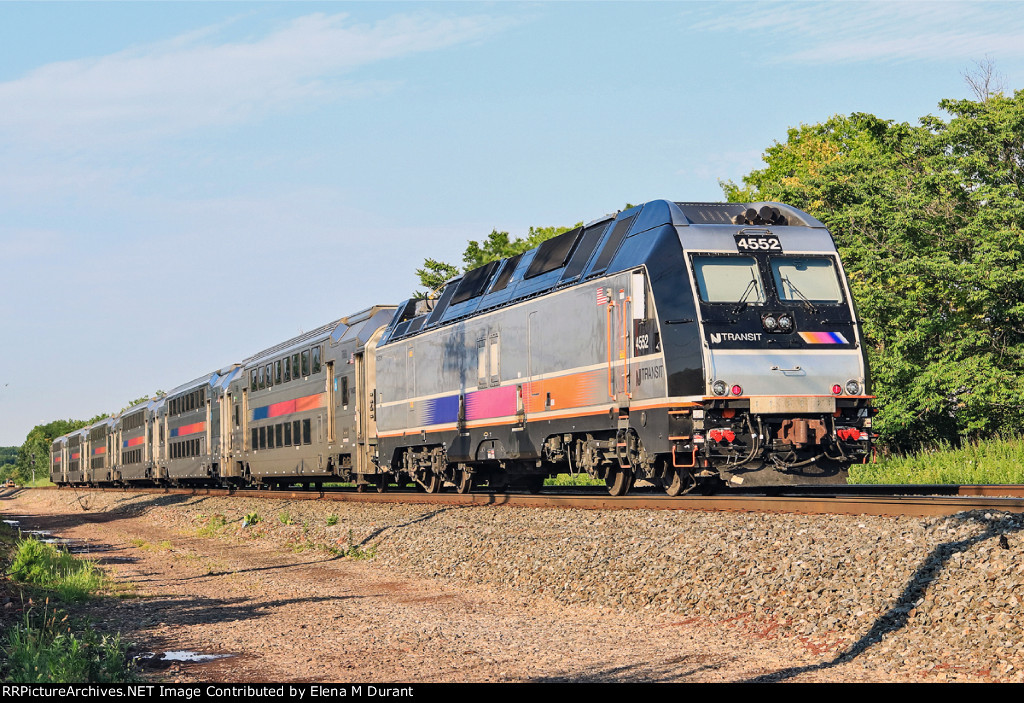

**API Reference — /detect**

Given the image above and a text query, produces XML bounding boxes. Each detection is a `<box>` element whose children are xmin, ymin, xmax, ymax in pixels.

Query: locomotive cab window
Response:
<box><xmin>693</xmin><ymin>256</ymin><xmax>765</xmax><ymax>304</ymax></box>
<box><xmin>770</xmin><ymin>257</ymin><xmax>844</xmax><ymax>304</ymax></box>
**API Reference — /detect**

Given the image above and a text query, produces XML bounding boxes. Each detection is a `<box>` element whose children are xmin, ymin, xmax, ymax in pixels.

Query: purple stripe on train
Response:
<box><xmin>466</xmin><ymin>385</ymin><xmax>516</xmax><ymax>421</ymax></box>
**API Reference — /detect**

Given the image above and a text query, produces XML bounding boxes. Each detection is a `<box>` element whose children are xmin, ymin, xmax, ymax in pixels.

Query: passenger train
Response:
<box><xmin>50</xmin><ymin>200</ymin><xmax>874</xmax><ymax>495</ymax></box>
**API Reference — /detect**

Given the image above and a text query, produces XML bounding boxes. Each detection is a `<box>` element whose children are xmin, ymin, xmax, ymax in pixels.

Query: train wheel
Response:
<box><xmin>356</xmin><ymin>484</ymin><xmax>367</xmax><ymax>493</ymax></box>
<box><xmin>605</xmin><ymin>467</ymin><xmax>633</xmax><ymax>496</ymax></box>
<box><xmin>664</xmin><ymin>468</ymin><xmax>696</xmax><ymax>496</ymax></box>
<box><xmin>455</xmin><ymin>470</ymin><xmax>473</xmax><ymax>494</ymax></box>
<box><xmin>525</xmin><ymin>475</ymin><xmax>544</xmax><ymax>494</ymax></box>
<box><xmin>419</xmin><ymin>473</ymin><xmax>443</xmax><ymax>493</ymax></box>
<box><xmin>376</xmin><ymin>474</ymin><xmax>388</xmax><ymax>493</ymax></box>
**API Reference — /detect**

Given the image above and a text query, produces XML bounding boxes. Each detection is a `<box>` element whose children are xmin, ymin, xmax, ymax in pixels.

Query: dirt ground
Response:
<box><xmin>1</xmin><ymin>489</ymin><xmax>937</xmax><ymax>683</ymax></box>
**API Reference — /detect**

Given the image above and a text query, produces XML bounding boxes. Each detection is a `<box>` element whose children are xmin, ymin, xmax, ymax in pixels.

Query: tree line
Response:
<box><xmin>2</xmin><ymin>398</ymin><xmax>152</xmax><ymax>485</ymax></box>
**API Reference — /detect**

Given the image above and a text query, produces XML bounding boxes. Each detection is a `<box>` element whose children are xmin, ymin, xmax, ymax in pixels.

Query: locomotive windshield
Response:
<box><xmin>769</xmin><ymin>257</ymin><xmax>843</xmax><ymax>304</ymax></box>
<box><xmin>692</xmin><ymin>254</ymin><xmax>844</xmax><ymax>305</ymax></box>
<box><xmin>693</xmin><ymin>256</ymin><xmax>765</xmax><ymax>304</ymax></box>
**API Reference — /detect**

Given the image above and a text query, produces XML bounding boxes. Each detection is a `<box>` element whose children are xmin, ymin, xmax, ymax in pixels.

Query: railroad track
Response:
<box><xmin>42</xmin><ymin>484</ymin><xmax>1024</xmax><ymax>518</ymax></box>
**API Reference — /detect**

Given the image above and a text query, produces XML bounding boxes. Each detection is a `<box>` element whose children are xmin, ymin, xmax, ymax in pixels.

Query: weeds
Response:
<box><xmin>242</xmin><ymin>511</ymin><xmax>261</xmax><ymax>528</ymax></box>
<box><xmin>7</xmin><ymin>538</ymin><xmax>106</xmax><ymax>602</ymax></box>
<box><xmin>195</xmin><ymin>514</ymin><xmax>228</xmax><ymax>538</ymax></box>
<box><xmin>342</xmin><ymin>529</ymin><xmax>377</xmax><ymax>560</ymax></box>
<box><xmin>2</xmin><ymin>534</ymin><xmax>136</xmax><ymax>683</ymax></box>
<box><xmin>4</xmin><ymin>598</ymin><xmax>136</xmax><ymax>683</ymax></box>
<box><xmin>326</xmin><ymin>515</ymin><xmax>339</xmax><ymax>527</ymax></box>
<box><xmin>851</xmin><ymin>435</ymin><xmax>1024</xmax><ymax>485</ymax></box>
<box><xmin>278</xmin><ymin>512</ymin><xmax>294</xmax><ymax>526</ymax></box>
<box><xmin>545</xmin><ymin>473</ymin><xmax>603</xmax><ymax>487</ymax></box>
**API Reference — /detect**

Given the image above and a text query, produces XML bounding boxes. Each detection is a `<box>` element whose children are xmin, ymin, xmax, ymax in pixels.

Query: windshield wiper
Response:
<box><xmin>781</xmin><ymin>276</ymin><xmax>819</xmax><ymax>314</ymax></box>
<box><xmin>731</xmin><ymin>278</ymin><xmax>759</xmax><ymax>314</ymax></box>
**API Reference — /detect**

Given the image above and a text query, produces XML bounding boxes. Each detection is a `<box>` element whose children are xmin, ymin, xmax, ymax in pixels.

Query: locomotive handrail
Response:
<box><xmin>606</xmin><ymin>301</ymin><xmax>615</xmax><ymax>399</ymax></box>
<box><xmin>620</xmin><ymin>294</ymin><xmax>632</xmax><ymax>399</ymax></box>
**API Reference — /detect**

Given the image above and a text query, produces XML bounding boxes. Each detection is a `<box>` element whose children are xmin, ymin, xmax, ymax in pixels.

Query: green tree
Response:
<box><xmin>0</xmin><ymin>446</ymin><xmax>17</xmax><ymax>472</ymax></box>
<box><xmin>119</xmin><ymin>395</ymin><xmax>157</xmax><ymax>413</ymax></box>
<box><xmin>414</xmin><ymin>258</ymin><xmax>461</xmax><ymax>297</ymax></box>
<box><xmin>415</xmin><ymin>223</ymin><xmax>583</xmax><ymax>296</ymax></box>
<box><xmin>723</xmin><ymin>91</ymin><xmax>1024</xmax><ymax>449</ymax></box>
<box><xmin>11</xmin><ymin>417</ymin><xmax>105</xmax><ymax>484</ymax></box>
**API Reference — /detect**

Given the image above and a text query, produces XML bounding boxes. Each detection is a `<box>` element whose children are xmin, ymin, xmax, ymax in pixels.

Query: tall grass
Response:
<box><xmin>7</xmin><ymin>538</ymin><xmax>106</xmax><ymax>602</ymax></box>
<box><xmin>4</xmin><ymin>600</ymin><xmax>135</xmax><ymax>683</ymax></box>
<box><xmin>2</xmin><ymin>536</ymin><xmax>136</xmax><ymax>683</ymax></box>
<box><xmin>545</xmin><ymin>473</ymin><xmax>603</xmax><ymax>487</ymax></box>
<box><xmin>850</xmin><ymin>435</ymin><xmax>1024</xmax><ymax>485</ymax></box>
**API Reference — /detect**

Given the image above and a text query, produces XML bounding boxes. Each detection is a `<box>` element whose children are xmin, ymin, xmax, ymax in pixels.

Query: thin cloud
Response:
<box><xmin>687</xmin><ymin>1</ymin><xmax>1024</xmax><ymax>64</ymax></box>
<box><xmin>0</xmin><ymin>11</ymin><xmax>517</xmax><ymax>146</ymax></box>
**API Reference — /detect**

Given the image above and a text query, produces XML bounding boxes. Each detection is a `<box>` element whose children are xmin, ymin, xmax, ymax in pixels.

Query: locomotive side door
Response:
<box><xmin>326</xmin><ymin>360</ymin><xmax>336</xmax><ymax>444</ymax></box>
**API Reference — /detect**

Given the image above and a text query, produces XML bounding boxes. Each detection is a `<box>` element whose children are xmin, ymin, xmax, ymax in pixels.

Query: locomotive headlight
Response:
<box><xmin>712</xmin><ymin>380</ymin><xmax>728</xmax><ymax>396</ymax></box>
<box><xmin>762</xmin><ymin>314</ymin><xmax>778</xmax><ymax>331</ymax></box>
<box><xmin>845</xmin><ymin>380</ymin><xmax>861</xmax><ymax>395</ymax></box>
<box><xmin>778</xmin><ymin>314</ymin><xmax>794</xmax><ymax>332</ymax></box>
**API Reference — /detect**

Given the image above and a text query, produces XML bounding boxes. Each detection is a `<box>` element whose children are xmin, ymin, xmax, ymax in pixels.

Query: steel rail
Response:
<box><xmin>43</xmin><ymin>484</ymin><xmax>1024</xmax><ymax>518</ymax></box>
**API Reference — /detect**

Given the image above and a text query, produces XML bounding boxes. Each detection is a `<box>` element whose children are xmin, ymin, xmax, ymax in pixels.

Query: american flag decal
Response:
<box><xmin>596</xmin><ymin>288</ymin><xmax>609</xmax><ymax>306</ymax></box>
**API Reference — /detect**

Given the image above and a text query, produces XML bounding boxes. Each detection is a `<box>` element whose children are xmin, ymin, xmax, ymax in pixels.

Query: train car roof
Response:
<box><xmin>85</xmin><ymin>416</ymin><xmax>117</xmax><ymax>431</ymax></box>
<box><xmin>330</xmin><ymin>305</ymin><xmax>398</xmax><ymax>347</ymax></box>
<box><xmin>166</xmin><ymin>371</ymin><xmax>219</xmax><ymax>397</ymax></box>
<box><xmin>211</xmin><ymin>364</ymin><xmax>243</xmax><ymax>392</ymax></box>
<box><xmin>243</xmin><ymin>304</ymin><xmax>397</xmax><ymax>368</ymax></box>
<box><xmin>379</xmin><ymin>199</ymin><xmax>832</xmax><ymax>346</ymax></box>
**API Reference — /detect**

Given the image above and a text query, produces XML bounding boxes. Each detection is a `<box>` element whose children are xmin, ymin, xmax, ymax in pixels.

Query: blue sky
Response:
<box><xmin>3</xmin><ymin>1</ymin><xmax>1024</xmax><ymax>446</ymax></box>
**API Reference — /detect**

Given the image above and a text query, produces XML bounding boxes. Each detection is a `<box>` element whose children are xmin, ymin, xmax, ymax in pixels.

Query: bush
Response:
<box><xmin>4</xmin><ymin>600</ymin><xmax>136</xmax><ymax>683</ymax></box>
<box><xmin>7</xmin><ymin>538</ymin><xmax>105</xmax><ymax>602</ymax></box>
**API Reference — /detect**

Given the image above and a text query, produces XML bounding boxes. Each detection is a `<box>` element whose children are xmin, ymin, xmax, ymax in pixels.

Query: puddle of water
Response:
<box><xmin>138</xmin><ymin>650</ymin><xmax>232</xmax><ymax>664</ymax></box>
<box><xmin>163</xmin><ymin>651</ymin><xmax>231</xmax><ymax>662</ymax></box>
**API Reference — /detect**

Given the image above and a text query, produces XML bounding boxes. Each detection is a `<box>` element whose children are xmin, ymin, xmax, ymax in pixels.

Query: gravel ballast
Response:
<box><xmin>3</xmin><ymin>489</ymin><xmax>1022</xmax><ymax>682</ymax></box>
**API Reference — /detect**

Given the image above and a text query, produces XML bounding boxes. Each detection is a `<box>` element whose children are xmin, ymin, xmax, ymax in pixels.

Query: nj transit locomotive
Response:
<box><xmin>50</xmin><ymin>200</ymin><xmax>873</xmax><ymax>495</ymax></box>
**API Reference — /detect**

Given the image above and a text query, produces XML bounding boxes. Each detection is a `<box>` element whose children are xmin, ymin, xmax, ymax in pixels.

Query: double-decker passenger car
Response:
<box><xmin>227</xmin><ymin>305</ymin><xmax>396</xmax><ymax>489</ymax></box>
